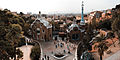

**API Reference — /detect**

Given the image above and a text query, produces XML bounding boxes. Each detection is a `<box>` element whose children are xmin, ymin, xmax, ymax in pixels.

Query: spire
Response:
<box><xmin>80</xmin><ymin>1</ymin><xmax>85</xmax><ymax>25</ymax></box>
<box><xmin>73</xmin><ymin>16</ymin><xmax>76</xmax><ymax>24</ymax></box>
<box><xmin>73</xmin><ymin>18</ymin><xmax>76</xmax><ymax>24</ymax></box>
<box><xmin>37</xmin><ymin>11</ymin><xmax>41</xmax><ymax>18</ymax></box>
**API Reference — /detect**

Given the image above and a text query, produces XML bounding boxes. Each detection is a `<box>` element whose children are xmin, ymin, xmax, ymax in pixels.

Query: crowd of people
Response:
<box><xmin>42</xmin><ymin>38</ymin><xmax>77</xmax><ymax>60</ymax></box>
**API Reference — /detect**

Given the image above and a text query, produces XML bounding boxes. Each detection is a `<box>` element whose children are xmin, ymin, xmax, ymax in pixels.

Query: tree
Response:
<box><xmin>112</xmin><ymin>11</ymin><xmax>120</xmax><ymax>44</ymax></box>
<box><xmin>0</xmin><ymin>40</ymin><xmax>10</xmax><ymax>60</ymax></box>
<box><xmin>0</xmin><ymin>9</ymin><xmax>24</xmax><ymax>60</ymax></box>
<box><xmin>16</xmin><ymin>49</ymin><xmax>23</xmax><ymax>59</ymax></box>
<box><xmin>5</xmin><ymin>24</ymin><xmax>23</xmax><ymax>60</ymax></box>
<box><xmin>94</xmin><ymin>35</ymin><xmax>108</xmax><ymax>60</ymax></box>
<box><xmin>111</xmin><ymin>4</ymin><xmax>120</xmax><ymax>44</ymax></box>
<box><xmin>23</xmin><ymin>23</ymin><xmax>30</xmax><ymax>37</ymax></box>
<box><xmin>97</xmin><ymin>41</ymin><xmax>108</xmax><ymax>60</ymax></box>
<box><xmin>106</xmin><ymin>32</ymin><xmax>115</xmax><ymax>47</ymax></box>
<box><xmin>92</xmin><ymin>15</ymin><xmax>97</xmax><ymax>29</ymax></box>
<box><xmin>30</xmin><ymin>45</ymin><xmax>41</xmax><ymax>60</ymax></box>
<box><xmin>97</xmin><ymin>19</ymin><xmax>112</xmax><ymax>30</ymax></box>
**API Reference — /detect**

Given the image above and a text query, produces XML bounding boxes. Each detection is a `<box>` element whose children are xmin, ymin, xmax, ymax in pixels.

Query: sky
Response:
<box><xmin>0</xmin><ymin>0</ymin><xmax>120</xmax><ymax>14</ymax></box>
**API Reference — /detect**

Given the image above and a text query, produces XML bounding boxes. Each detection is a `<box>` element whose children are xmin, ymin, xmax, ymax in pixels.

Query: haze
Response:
<box><xmin>0</xmin><ymin>0</ymin><xmax>120</xmax><ymax>14</ymax></box>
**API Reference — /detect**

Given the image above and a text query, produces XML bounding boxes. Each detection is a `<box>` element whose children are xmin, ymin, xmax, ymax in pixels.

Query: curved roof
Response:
<box><xmin>31</xmin><ymin>17</ymin><xmax>52</xmax><ymax>29</ymax></box>
<box><xmin>68</xmin><ymin>24</ymin><xmax>80</xmax><ymax>31</ymax></box>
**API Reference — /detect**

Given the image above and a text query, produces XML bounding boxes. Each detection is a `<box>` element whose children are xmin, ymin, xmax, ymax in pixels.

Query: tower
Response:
<box><xmin>80</xmin><ymin>1</ymin><xmax>85</xmax><ymax>25</ymax></box>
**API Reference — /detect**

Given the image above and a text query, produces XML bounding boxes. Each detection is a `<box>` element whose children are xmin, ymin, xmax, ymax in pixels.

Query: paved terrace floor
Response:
<box><xmin>41</xmin><ymin>40</ymin><xmax>77</xmax><ymax>60</ymax></box>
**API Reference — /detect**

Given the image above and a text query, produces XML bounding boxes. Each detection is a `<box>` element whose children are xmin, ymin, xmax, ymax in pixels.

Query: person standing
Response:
<box><xmin>63</xmin><ymin>50</ymin><xmax>66</xmax><ymax>53</ymax></box>
<box><xmin>56</xmin><ymin>44</ymin><xmax>57</xmax><ymax>48</ymax></box>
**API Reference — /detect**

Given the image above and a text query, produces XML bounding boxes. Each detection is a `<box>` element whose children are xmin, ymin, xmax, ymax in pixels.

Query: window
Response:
<box><xmin>42</xmin><ymin>30</ymin><xmax>44</xmax><ymax>33</ymax></box>
<box><xmin>72</xmin><ymin>34</ymin><xmax>80</xmax><ymax>40</ymax></box>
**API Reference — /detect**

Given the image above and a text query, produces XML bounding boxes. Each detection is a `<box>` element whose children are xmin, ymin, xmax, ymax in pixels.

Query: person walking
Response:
<box><xmin>44</xmin><ymin>55</ymin><xmax>46</xmax><ymax>59</ymax></box>
<box><xmin>47</xmin><ymin>56</ymin><xmax>49</xmax><ymax>60</ymax></box>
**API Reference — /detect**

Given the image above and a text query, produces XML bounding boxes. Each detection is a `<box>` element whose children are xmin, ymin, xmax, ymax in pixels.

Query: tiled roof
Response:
<box><xmin>68</xmin><ymin>24</ymin><xmax>80</xmax><ymax>31</ymax></box>
<box><xmin>31</xmin><ymin>17</ymin><xmax>52</xmax><ymax>29</ymax></box>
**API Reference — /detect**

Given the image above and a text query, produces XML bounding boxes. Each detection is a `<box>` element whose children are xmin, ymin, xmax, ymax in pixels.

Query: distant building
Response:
<box><xmin>30</xmin><ymin>13</ymin><xmax>52</xmax><ymax>42</ymax></box>
<box><xmin>102</xmin><ymin>9</ymin><xmax>112</xmax><ymax>19</ymax></box>
<box><xmin>88</xmin><ymin>11</ymin><xmax>103</xmax><ymax>23</ymax></box>
<box><xmin>67</xmin><ymin>1</ymin><xmax>86</xmax><ymax>43</ymax></box>
<box><xmin>67</xmin><ymin>19</ymin><xmax>83</xmax><ymax>43</ymax></box>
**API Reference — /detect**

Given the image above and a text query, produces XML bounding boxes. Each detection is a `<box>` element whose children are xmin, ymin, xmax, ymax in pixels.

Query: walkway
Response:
<box><xmin>41</xmin><ymin>40</ymin><xmax>77</xmax><ymax>60</ymax></box>
<box><xmin>105</xmin><ymin>50</ymin><xmax>120</xmax><ymax>60</ymax></box>
<box><xmin>18</xmin><ymin>45</ymin><xmax>33</xmax><ymax>60</ymax></box>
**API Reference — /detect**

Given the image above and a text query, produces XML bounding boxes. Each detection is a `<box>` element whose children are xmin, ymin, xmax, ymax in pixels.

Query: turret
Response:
<box><xmin>80</xmin><ymin>1</ymin><xmax>85</xmax><ymax>25</ymax></box>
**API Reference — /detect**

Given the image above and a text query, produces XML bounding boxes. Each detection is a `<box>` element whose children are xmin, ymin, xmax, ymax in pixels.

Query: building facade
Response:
<box><xmin>67</xmin><ymin>23</ymin><xmax>83</xmax><ymax>43</ymax></box>
<box><xmin>67</xmin><ymin>1</ymin><xmax>86</xmax><ymax>43</ymax></box>
<box><xmin>31</xmin><ymin>16</ymin><xmax>52</xmax><ymax>42</ymax></box>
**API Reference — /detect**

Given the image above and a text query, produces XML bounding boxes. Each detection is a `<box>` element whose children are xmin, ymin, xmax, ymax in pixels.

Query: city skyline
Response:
<box><xmin>0</xmin><ymin>0</ymin><xmax>120</xmax><ymax>14</ymax></box>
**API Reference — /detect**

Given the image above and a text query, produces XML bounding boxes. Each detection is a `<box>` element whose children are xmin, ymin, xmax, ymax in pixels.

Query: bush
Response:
<box><xmin>30</xmin><ymin>45</ymin><xmax>41</xmax><ymax>60</ymax></box>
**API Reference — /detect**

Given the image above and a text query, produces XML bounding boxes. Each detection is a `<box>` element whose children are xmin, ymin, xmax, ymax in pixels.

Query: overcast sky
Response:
<box><xmin>0</xmin><ymin>0</ymin><xmax>120</xmax><ymax>14</ymax></box>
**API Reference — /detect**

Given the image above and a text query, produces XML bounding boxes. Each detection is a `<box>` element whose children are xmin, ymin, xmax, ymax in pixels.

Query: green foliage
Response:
<box><xmin>111</xmin><ymin>5</ymin><xmax>120</xmax><ymax>43</ymax></box>
<box><xmin>16</xmin><ymin>49</ymin><xmax>23</xmax><ymax>58</ymax></box>
<box><xmin>93</xmin><ymin>35</ymin><xmax>108</xmax><ymax>60</ymax></box>
<box><xmin>23</xmin><ymin>23</ymin><xmax>30</xmax><ymax>37</ymax></box>
<box><xmin>0</xmin><ymin>9</ymin><xmax>24</xmax><ymax>60</ymax></box>
<box><xmin>30</xmin><ymin>45</ymin><xmax>41</xmax><ymax>60</ymax></box>
<box><xmin>97</xmin><ymin>19</ymin><xmax>112</xmax><ymax>30</ymax></box>
<box><xmin>112</xmin><ymin>15</ymin><xmax>120</xmax><ymax>32</ymax></box>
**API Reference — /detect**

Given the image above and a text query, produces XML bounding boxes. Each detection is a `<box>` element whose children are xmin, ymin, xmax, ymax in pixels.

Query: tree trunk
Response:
<box><xmin>111</xmin><ymin>38</ymin><xmax>116</xmax><ymax>47</ymax></box>
<box><xmin>14</xmin><ymin>46</ymin><xmax>16</xmax><ymax>60</ymax></box>
<box><xmin>100</xmin><ymin>55</ymin><xmax>102</xmax><ymax>60</ymax></box>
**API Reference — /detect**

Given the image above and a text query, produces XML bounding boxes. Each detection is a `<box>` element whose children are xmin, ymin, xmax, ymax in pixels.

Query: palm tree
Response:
<box><xmin>94</xmin><ymin>35</ymin><xmax>108</xmax><ymax>60</ymax></box>
<box><xmin>77</xmin><ymin>37</ymin><xmax>93</xmax><ymax>60</ymax></box>
<box><xmin>97</xmin><ymin>41</ymin><xmax>108</xmax><ymax>60</ymax></box>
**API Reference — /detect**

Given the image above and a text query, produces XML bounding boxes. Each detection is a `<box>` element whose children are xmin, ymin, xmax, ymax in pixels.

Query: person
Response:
<box><xmin>63</xmin><ymin>50</ymin><xmax>66</xmax><ymax>53</ymax></box>
<box><xmin>67</xmin><ymin>45</ymin><xmax>69</xmax><ymax>50</ymax></box>
<box><xmin>58</xmin><ymin>43</ymin><xmax>59</xmax><ymax>47</ymax></box>
<box><xmin>44</xmin><ymin>55</ymin><xmax>46</xmax><ymax>59</ymax></box>
<box><xmin>51</xmin><ymin>51</ymin><xmax>53</xmax><ymax>54</ymax></box>
<box><xmin>42</xmin><ymin>58</ymin><xmax>44</xmax><ymax>60</ymax></box>
<box><xmin>56</xmin><ymin>44</ymin><xmax>57</xmax><ymax>48</ymax></box>
<box><xmin>47</xmin><ymin>56</ymin><xmax>49</xmax><ymax>60</ymax></box>
<box><xmin>60</xmin><ymin>43</ymin><xmax>63</xmax><ymax>48</ymax></box>
<box><xmin>68</xmin><ymin>50</ymin><xmax>71</xmax><ymax>54</ymax></box>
